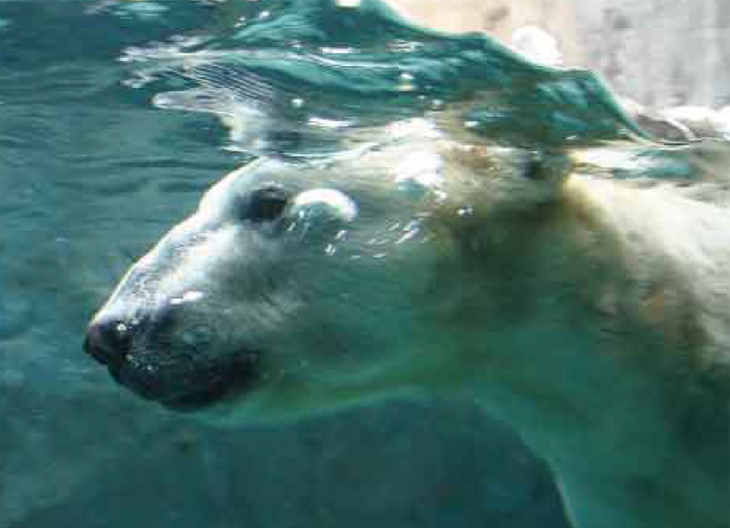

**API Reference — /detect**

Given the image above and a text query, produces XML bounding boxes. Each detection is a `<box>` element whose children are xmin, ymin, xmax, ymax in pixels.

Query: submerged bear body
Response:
<box><xmin>85</xmin><ymin>119</ymin><xmax>730</xmax><ymax>527</ymax></box>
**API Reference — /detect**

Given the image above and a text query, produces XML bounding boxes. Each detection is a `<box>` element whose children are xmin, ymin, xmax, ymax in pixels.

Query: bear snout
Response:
<box><xmin>84</xmin><ymin>311</ymin><xmax>261</xmax><ymax>411</ymax></box>
<box><xmin>84</xmin><ymin>315</ymin><xmax>132</xmax><ymax>369</ymax></box>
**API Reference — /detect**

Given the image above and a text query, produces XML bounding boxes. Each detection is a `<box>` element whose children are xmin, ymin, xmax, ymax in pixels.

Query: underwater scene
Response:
<box><xmin>1</xmin><ymin>1</ymin><xmax>729</xmax><ymax>527</ymax></box>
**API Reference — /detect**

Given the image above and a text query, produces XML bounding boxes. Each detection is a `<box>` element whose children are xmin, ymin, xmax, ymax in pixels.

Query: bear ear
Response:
<box><xmin>443</xmin><ymin>144</ymin><xmax>572</xmax><ymax>210</ymax></box>
<box><xmin>522</xmin><ymin>149</ymin><xmax>573</xmax><ymax>185</ymax></box>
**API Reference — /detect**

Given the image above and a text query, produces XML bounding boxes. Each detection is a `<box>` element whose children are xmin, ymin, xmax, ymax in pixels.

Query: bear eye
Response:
<box><xmin>244</xmin><ymin>185</ymin><xmax>289</xmax><ymax>222</ymax></box>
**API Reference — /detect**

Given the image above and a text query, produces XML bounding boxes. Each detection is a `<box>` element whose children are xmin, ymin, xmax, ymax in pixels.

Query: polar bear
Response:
<box><xmin>85</xmin><ymin>1</ymin><xmax>729</xmax><ymax>527</ymax></box>
<box><xmin>84</xmin><ymin>116</ymin><xmax>730</xmax><ymax>527</ymax></box>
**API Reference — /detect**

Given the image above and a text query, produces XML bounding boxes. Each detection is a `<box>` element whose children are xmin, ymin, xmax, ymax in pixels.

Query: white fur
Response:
<box><xmin>92</xmin><ymin>128</ymin><xmax>729</xmax><ymax>527</ymax></box>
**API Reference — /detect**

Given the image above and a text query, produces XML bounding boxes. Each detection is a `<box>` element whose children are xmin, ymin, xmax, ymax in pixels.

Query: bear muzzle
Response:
<box><xmin>84</xmin><ymin>313</ymin><xmax>260</xmax><ymax>412</ymax></box>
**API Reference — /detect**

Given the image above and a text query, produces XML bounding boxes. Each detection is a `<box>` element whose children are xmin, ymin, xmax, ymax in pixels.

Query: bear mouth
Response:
<box><xmin>160</xmin><ymin>357</ymin><xmax>257</xmax><ymax>412</ymax></box>
<box><xmin>109</xmin><ymin>350</ymin><xmax>260</xmax><ymax>412</ymax></box>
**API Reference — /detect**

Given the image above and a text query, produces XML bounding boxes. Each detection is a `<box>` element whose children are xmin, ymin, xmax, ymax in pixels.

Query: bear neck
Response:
<box><xmin>423</xmin><ymin>173</ymin><xmax>729</xmax><ymax>528</ymax></box>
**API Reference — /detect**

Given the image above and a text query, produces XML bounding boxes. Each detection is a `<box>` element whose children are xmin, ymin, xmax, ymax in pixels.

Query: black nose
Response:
<box><xmin>83</xmin><ymin>316</ymin><xmax>132</xmax><ymax>367</ymax></box>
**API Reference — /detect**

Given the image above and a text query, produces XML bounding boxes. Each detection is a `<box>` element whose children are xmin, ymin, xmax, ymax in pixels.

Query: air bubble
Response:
<box><xmin>397</xmin><ymin>72</ymin><xmax>416</xmax><ymax>92</ymax></box>
<box><xmin>396</xmin><ymin>229</ymin><xmax>419</xmax><ymax>244</ymax></box>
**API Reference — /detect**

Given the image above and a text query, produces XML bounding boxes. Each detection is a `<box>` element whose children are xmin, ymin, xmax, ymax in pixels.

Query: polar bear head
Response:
<box><xmin>84</xmin><ymin>127</ymin><xmax>568</xmax><ymax>423</ymax></box>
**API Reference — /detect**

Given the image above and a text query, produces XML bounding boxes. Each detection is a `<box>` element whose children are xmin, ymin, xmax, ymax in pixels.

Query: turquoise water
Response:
<box><xmin>1</xmin><ymin>1</ymin><xmax>724</xmax><ymax>527</ymax></box>
<box><xmin>123</xmin><ymin>0</ymin><xmax>647</xmax><ymax>153</ymax></box>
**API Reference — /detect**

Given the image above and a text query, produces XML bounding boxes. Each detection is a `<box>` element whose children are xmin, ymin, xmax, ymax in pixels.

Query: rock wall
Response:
<box><xmin>383</xmin><ymin>0</ymin><xmax>584</xmax><ymax>66</ymax></box>
<box><xmin>388</xmin><ymin>0</ymin><xmax>730</xmax><ymax>107</ymax></box>
<box><xmin>573</xmin><ymin>0</ymin><xmax>730</xmax><ymax>107</ymax></box>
